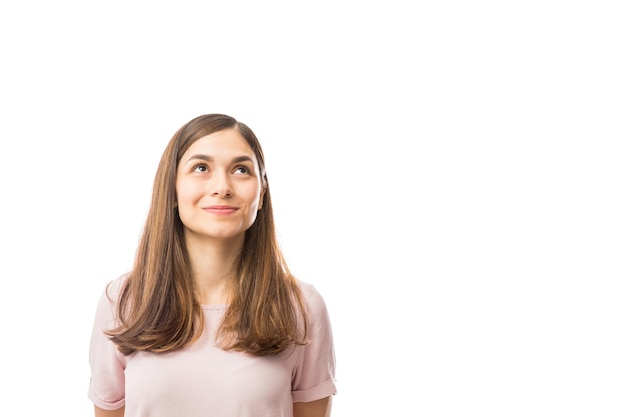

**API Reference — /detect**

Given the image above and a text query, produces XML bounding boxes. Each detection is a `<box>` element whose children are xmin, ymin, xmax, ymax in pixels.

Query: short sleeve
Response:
<box><xmin>87</xmin><ymin>277</ymin><xmax>127</xmax><ymax>410</ymax></box>
<box><xmin>291</xmin><ymin>283</ymin><xmax>337</xmax><ymax>403</ymax></box>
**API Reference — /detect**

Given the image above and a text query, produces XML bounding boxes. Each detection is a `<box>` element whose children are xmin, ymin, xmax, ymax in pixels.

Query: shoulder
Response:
<box><xmin>296</xmin><ymin>279</ymin><xmax>331</xmax><ymax>325</ymax></box>
<box><xmin>101</xmin><ymin>272</ymin><xmax>131</xmax><ymax>306</ymax></box>
<box><xmin>296</xmin><ymin>279</ymin><xmax>325</xmax><ymax>304</ymax></box>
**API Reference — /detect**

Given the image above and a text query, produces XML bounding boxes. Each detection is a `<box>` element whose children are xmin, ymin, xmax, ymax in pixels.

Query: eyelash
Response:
<box><xmin>192</xmin><ymin>165</ymin><xmax>249</xmax><ymax>174</ymax></box>
<box><xmin>192</xmin><ymin>164</ymin><xmax>208</xmax><ymax>172</ymax></box>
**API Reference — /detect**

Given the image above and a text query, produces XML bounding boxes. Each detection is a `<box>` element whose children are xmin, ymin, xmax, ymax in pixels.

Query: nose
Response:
<box><xmin>209</xmin><ymin>171</ymin><xmax>233</xmax><ymax>197</ymax></box>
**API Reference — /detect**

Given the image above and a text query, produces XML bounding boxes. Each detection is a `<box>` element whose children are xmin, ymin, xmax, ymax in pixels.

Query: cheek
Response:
<box><xmin>244</xmin><ymin>184</ymin><xmax>263</xmax><ymax>206</ymax></box>
<box><xmin>176</xmin><ymin>180</ymin><xmax>199</xmax><ymax>204</ymax></box>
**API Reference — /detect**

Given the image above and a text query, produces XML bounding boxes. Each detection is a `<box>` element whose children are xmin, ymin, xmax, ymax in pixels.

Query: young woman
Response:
<box><xmin>88</xmin><ymin>114</ymin><xmax>336</xmax><ymax>417</ymax></box>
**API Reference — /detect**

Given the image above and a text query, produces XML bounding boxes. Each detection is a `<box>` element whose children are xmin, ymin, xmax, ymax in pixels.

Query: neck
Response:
<box><xmin>184</xmin><ymin>232</ymin><xmax>243</xmax><ymax>305</ymax></box>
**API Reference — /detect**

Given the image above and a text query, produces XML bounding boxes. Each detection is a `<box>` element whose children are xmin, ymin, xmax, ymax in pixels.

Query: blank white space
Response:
<box><xmin>0</xmin><ymin>1</ymin><xmax>624</xmax><ymax>416</ymax></box>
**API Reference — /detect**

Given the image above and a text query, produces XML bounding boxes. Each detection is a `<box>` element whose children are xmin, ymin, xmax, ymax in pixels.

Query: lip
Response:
<box><xmin>203</xmin><ymin>205</ymin><xmax>238</xmax><ymax>215</ymax></box>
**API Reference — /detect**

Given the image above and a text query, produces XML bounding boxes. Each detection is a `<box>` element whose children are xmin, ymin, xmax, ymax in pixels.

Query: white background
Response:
<box><xmin>1</xmin><ymin>1</ymin><xmax>624</xmax><ymax>416</ymax></box>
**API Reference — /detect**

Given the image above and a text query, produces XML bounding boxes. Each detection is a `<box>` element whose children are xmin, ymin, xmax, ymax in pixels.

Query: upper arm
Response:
<box><xmin>89</xmin><ymin>279</ymin><xmax>126</xmax><ymax>410</ymax></box>
<box><xmin>292</xmin><ymin>284</ymin><xmax>337</xmax><ymax>402</ymax></box>
<box><xmin>293</xmin><ymin>396</ymin><xmax>332</xmax><ymax>417</ymax></box>
<box><xmin>94</xmin><ymin>405</ymin><xmax>125</xmax><ymax>417</ymax></box>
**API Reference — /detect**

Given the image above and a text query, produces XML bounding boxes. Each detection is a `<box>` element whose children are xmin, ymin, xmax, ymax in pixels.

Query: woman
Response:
<box><xmin>88</xmin><ymin>114</ymin><xmax>336</xmax><ymax>417</ymax></box>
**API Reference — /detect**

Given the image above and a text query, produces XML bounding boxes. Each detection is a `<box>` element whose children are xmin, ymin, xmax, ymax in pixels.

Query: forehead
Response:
<box><xmin>182</xmin><ymin>128</ymin><xmax>257</xmax><ymax>160</ymax></box>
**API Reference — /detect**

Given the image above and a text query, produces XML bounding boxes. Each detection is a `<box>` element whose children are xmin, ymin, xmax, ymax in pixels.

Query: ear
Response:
<box><xmin>258</xmin><ymin>187</ymin><xmax>266</xmax><ymax>210</ymax></box>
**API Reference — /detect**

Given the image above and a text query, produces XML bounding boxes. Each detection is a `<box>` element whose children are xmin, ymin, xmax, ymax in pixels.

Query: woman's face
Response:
<box><xmin>175</xmin><ymin>128</ymin><xmax>264</xmax><ymax>244</ymax></box>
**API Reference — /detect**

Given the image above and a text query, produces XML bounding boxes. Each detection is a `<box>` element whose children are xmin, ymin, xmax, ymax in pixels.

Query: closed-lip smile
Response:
<box><xmin>203</xmin><ymin>205</ymin><xmax>238</xmax><ymax>215</ymax></box>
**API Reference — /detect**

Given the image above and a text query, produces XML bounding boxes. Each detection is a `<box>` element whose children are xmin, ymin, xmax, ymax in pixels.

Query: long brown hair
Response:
<box><xmin>105</xmin><ymin>114</ymin><xmax>308</xmax><ymax>356</ymax></box>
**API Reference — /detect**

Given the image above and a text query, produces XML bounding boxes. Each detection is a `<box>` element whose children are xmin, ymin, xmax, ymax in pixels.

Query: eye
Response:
<box><xmin>192</xmin><ymin>164</ymin><xmax>208</xmax><ymax>173</ymax></box>
<box><xmin>233</xmin><ymin>166</ymin><xmax>249</xmax><ymax>174</ymax></box>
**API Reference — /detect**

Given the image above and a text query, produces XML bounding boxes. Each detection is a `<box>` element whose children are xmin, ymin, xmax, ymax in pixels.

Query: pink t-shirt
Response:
<box><xmin>88</xmin><ymin>275</ymin><xmax>337</xmax><ymax>416</ymax></box>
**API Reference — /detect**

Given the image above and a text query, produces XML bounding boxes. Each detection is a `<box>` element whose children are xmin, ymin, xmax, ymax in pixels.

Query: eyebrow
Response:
<box><xmin>185</xmin><ymin>154</ymin><xmax>255</xmax><ymax>164</ymax></box>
